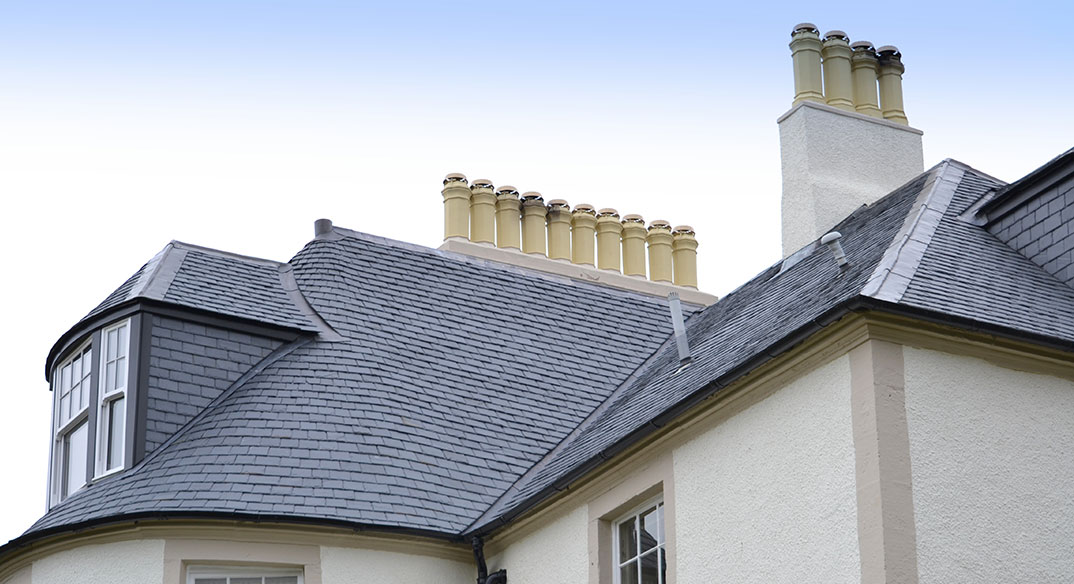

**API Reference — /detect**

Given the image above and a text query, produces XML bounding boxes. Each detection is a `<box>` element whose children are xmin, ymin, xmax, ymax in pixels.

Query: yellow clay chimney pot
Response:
<box><xmin>646</xmin><ymin>220</ymin><xmax>673</xmax><ymax>283</ymax></box>
<box><xmin>495</xmin><ymin>186</ymin><xmax>521</xmax><ymax>250</ymax></box>
<box><xmin>789</xmin><ymin>23</ymin><xmax>824</xmax><ymax>105</ymax></box>
<box><xmin>672</xmin><ymin>225</ymin><xmax>698</xmax><ymax>289</ymax></box>
<box><xmin>469</xmin><ymin>179</ymin><xmax>496</xmax><ymax>244</ymax></box>
<box><xmin>546</xmin><ymin>199</ymin><xmax>572</xmax><ymax>261</ymax></box>
<box><xmin>442</xmin><ymin>173</ymin><xmax>470</xmax><ymax>241</ymax></box>
<box><xmin>520</xmin><ymin>192</ymin><xmax>547</xmax><ymax>255</ymax></box>
<box><xmin>621</xmin><ymin>214</ymin><xmax>647</xmax><ymax>278</ymax></box>
<box><xmin>877</xmin><ymin>46</ymin><xmax>909</xmax><ymax>125</ymax></box>
<box><xmin>595</xmin><ymin>208</ymin><xmax>623</xmax><ymax>272</ymax></box>
<box><xmin>571</xmin><ymin>204</ymin><xmax>597</xmax><ymax>266</ymax></box>
<box><xmin>850</xmin><ymin>41</ymin><xmax>883</xmax><ymax>118</ymax></box>
<box><xmin>821</xmin><ymin>31</ymin><xmax>855</xmax><ymax>112</ymax></box>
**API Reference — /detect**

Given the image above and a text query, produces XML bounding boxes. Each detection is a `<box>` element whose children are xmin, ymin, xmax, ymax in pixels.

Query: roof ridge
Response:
<box><xmin>170</xmin><ymin>240</ymin><xmax>285</xmax><ymax>267</ymax></box>
<box><xmin>860</xmin><ymin>161</ymin><xmax>966</xmax><ymax>303</ymax></box>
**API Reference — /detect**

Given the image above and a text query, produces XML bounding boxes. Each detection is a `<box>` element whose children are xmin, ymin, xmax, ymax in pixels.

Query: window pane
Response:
<box><xmin>193</xmin><ymin>579</ymin><xmax>226</xmax><ymax>584</ymax></box>
<box><xmin>107</xmin><ymin>328</ymin><xmax>118</xmax><ymax>360</ymax></box>
<box><xmin>660</xmin><ymin>548</ymin><xmax>667</xmax><ymax>584</ymax></box>
<box><xmin>72</xmin><ymin>354</ymin><xmax>82</xmax><ymax>380</ymax></box>
<box><xmin>618</xmin><ymin>517</ymin><xmax>637</xmax><ymax>562</ymax></box>
<box><xmin>656</xmin><ymin>505</ymin><xmax>664</xmax><ymax>544</ymax></box>
<box><xmin>620</xmin><ymin>561</ymin><xmax>639</xmax><ymax>584</ymax></box>
<box><xmin>64</xmin><ymin>421</ymin><xmax>88</xmax><ymax>497</ymax></box>
<box><xmin>108</xmin><ymin>397</ymin><xmax>126</xmax><ymax>469</ymax></box>
<box><xmin>60</xmin><ymin>394</ymin><xmax>70</xmax><ymax>423</ymax></box>
<box><xmin>116</xmin><ymin>356</ymin><xmax>127</xmax><ymax>388</ymax></box>
<box><xmin>106</xmin><ymin>361</ymin><xmax>116</xmax><ymax>392</ymax></box>
<box><xmin>640</xmin><ymin>506</ymin><xmax>659</xmax><ymax>554</ymax></box>
<box><xmin>79</xmin><ymin>379</ymin><xmax>88</xmax><ymax>410</ymax></box>
<box><xmin>265</xmin><ymin>578</ymin><xmax>298</xmax><ymax>584</ymax></box>
<box><xmin>61</xmin><ymin>364</ymin><xmax>71</xmax><ymax>393</ymax></box>
<box><xmin>640</xmin><ymin>549</ymin><xmax>659</xmax><ymax>584</ymax></box>
<box><xmin>118</xmin><ymin>324</ymin><xmax>129</xmax><ymax>357</ymax></box>
<box><xmin>231</xmin><ymin>578</ymin><xmax>262</xmax><ymax>584</ymax></box>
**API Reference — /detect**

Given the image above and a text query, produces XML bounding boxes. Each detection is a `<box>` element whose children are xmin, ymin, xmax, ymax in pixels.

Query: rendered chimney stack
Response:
<box><xmin>621</xmin><ymin>214</ymin><xmax>647</xmax><ymax>277</ymax></box>
<box><xmin>877</xmin><ymin>46</ymin><xmax>908</xmax><ymax>125</ymax></box>
<box><xmin>520</xmin><ymin>192</ymin><xmax>547</xmax><ymax>255</ymax></box>
<box><xmin>672</xmin><ymin>226</ymin><xmax>698</xmax><ymax>289</ymax></box>
<box><xmin>595</xmin><ymin>208</ymin><xmax>622</xmax><ymax>272</ymax></box>
<box><xmin>646</xmin><ymin>220</ymin><xmax>673</xmax><ymax>283</ymax></box>
<box><xmin>495</xmin><ymin>186</ymin><xmax>521</xmax><ymax>250</ymax></box>
<box><xmin>571</xmin><ymin>204</ymin><xmax>597</xmax><ymax>266</ymax></box>
<box><xmin>546</xmin><ymin>199</ymin><xmax>572</xmax><ymax>261</ymax></box>
<box><xmin>821</xmin><ymin>31</ymin><xmax>854</xmax><ymax>111</ymax></box>
<box><xmin>442</xmin><ymin>173</ymin><xmax>470</xmax><ymax>240</ymax></box>
<box><xmin>469</xmin><ymin>179</ymin><xmax>496</xmax><ymax>244</ymax></box>
<box><xmin>789</xmin><ymin>23</ymin><xmax>824</xmax><ymax>105</ymax></box>
<box><xmin>850</xmin><ymin>41</ymin><xmax>883</xmax><ymax>118</ymax></box>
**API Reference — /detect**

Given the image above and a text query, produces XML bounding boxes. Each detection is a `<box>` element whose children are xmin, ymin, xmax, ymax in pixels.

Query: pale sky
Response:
<box><xmin>1</xmin><ymin>0</ymin><xmax>1071</xmax><ymax>544</ymax></box>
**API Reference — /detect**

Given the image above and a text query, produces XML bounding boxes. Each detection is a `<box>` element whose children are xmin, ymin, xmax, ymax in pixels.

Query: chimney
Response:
<box><xmin>442</xmin><ymin>173</ymin><xmax>470</xmax><ymax>240</ymax></box>
<box><xmin>520</xmin><ymin>192</ymin><xmax>547</xmax><ymax>255</ymax></box>
<box><xmin>495</xmin><ymin>186</ymin><xmax>521</xmax><ymax>250</ymax></box>
<box><xmin>672</xmin><ymin>226</ymin><xmax>698</xmax><ymax>289</ymax></box>
<box><xmin>596</xmin><ymin>208</ymin><xmax>622</xmax><ymax>272</ymax></box>
<box><xmin>571</xmin><ymin>204</ymin><xmax>597</xmax><ymax>266</ymax></box>
<box><xmin>470</xmin><ymin>179</ymin><xmax>496</xmax><ymax>244</ymax></box>
<box><xmin>546</xmin><ymin>199</ymin><xmax>572</xmax><ymax>260</ymax></box>
<box><xmin>621</xmin><ymin>214</ymin><xmax>647</xmax><ymax>277</ymax></box>
<box><xmin>646</xmin><ymin>220</ymin><xmax>673</xmax><ymax>283</ymax></box>
<box><xmin>778</xmin><ymin>24</ymin><xmax>924</xmax><ymax>256</ymax></box>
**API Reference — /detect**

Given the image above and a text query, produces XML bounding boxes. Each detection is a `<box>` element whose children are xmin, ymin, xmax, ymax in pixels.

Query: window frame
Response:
<box><xmin>612</xmin><ymin>496</ymin><xmax>667</xmax><ymax>584</ymax></box>
<box><xmin>185</xmin><ymin>565</ymin><xmax>304</xmax><ymax>584</ymax></box>
<box><xmin>50</xmin><ymin>339</ymin><xmax>94</xmax><ymax>505</ymax></box>
<box><xmin>95</xmin><ymin>318</ymin><xmax>131</xmax><ymax>478</ymax></box>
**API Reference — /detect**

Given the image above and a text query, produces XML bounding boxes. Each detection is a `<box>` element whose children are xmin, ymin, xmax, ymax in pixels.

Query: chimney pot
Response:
<box><xmin>850</xmin><ymin>41</ymin><xmax>883</xmax><ymax>118</ymax></box>
<box><xmin>621</xmin><ymin>214</ymin><xmax>647</xmax><ymax>277</ymax></box>
<box><xmin>521</xmin><ymin>192</ymin><xmax>547</xmax><ymax>255</ymax></box>
<box><xmin>790</xmin><ymin>24</ymin><xmax>825</xmax><ymax>105</ymax></box>
<box><xmin>646</xmin><ymin>221</ymin><xmax>674</xmax><ymax>283</ymax></box>
<box><xmin>672</xmin><ymin>227</ymin><xmax>698</xmax><ymax>288</ymax></box>
<box><xmin>821</xmin><ymin>31</ymin><xmax>855</xmax><ymax>112</ymax></box>
<box><xmin>571</xmin><ymin>203</ymin><xmax>598</xmax><ymax>266</ymax></box>
<box><xmin>442</xmin><ymin>173</ymin><xmax>471</xmax><ymax>240</ymax></box>
<box><xmin>596</xmin><ymin>208</ymin><xmax>623</xmax><ymax>272</ymax></box>
<box><xmin>469</xmin><ymin>180</ymin><xmax>497</xmax><ymax>244</ymax></box>
<box><xmin>546</xmin><ymin>199</ymin><xmax>572</xmax><ymax>260</ymax></box>
<box><xmin>877</xmin><ymin>45</ymin><xmax>908</xmax><ymax>124</ymax></box>
<box><xmin>495</xmin><ymin>186</ymin><xmax>522</xmax><ymax>250</ymax></box>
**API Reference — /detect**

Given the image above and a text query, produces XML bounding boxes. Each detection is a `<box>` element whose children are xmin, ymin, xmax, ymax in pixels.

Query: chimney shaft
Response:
<box><xmin>851</xmin><ymin>42</ymin><xmax>882</xmax><ymax>118</ymax></box>
<box><xmin>821</xmin><ymin>31</ymin><xmax>854</xmax><ymax>111</ymax></box>
<box><xmin>521</xmin><ymin>192</ymin><xmax>547</xmax><ymax>255</ymax></box>
<box><xmin>495</xmin><ymin>186</ymin><xmax>521</xmax><ymax>250</ymax></box>
<box><xmin>571</xmin><ymin>204</ymin><xmax>597</xmax><ymax>266</ymax></box>
<box><xmin>596</xmin><ymin>208</ymin><xmax>622</xmax><ymax>272</ymax></box>
<box><xmin>469</xmin><ymin>180</ymin><xmax>496</xmax><ymax>244</ymax></box>
<box><xmin>546</xmin><ymin>200</ymin><xmax>572</xmax><ymax>261</ymax></box>
<box><xmin>672</xmin><ymin>226</ymin><xmax>698</xmax><ymax>289</ymax></box>
<box><xmin>621</xmin><ymin>214</ymin><xmax>647</xmax><ymax>277</ymax></box>
<box><xmin>646</xmin><ymin>220</ymin><xmax>673</xmax><ymax>283</ymax></box>
<box><xmin>790</xmin><ymin>24</ymin><xmax>824</xmax><ymax>105</ymax></box>
<box><xmin>877</xmin><ymin>46</ymin><xmax>908</xmax><ymax>125</ymax></box>
<box><xmin>442</xmin><ymin>173</ymin><xmax>470</xmax><ymax>240</ymax></box>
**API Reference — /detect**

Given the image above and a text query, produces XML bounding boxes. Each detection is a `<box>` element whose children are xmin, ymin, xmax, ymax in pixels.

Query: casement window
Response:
<box><xmin>185</xmin><ymin>566</ymin><xmax>303</xmax><ymax>584</ymax></box>
<box><xmin>52</xmin><ymin>342</ymin><xmax>93</xmax><ymax>501</ymax></box>
<box><xmin>614</xmin><ymin>498</ymin><xmax>667</xmax><ymax>584</ymax></box>
<box><xmin>95</xmin><ymin>319</ymin><xmax>130</xmax><ymax>476</ymax></box>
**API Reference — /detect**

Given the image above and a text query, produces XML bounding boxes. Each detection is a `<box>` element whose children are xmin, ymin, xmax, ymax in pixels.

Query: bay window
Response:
<box><xmin>52</xmin><ymin>343</ymin><xmax>92</xmax><ymax>501</ymax></box>
<box><xmin>96</xmin><ymin>319</ymin><xmax>129</xmax><ymax>475</ymax></box>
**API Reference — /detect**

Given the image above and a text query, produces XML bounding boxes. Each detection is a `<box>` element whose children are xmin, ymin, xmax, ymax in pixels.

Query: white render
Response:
<box><xmin>487</xmin><ymin>506</ymin><xmax>589</xmax><ymax>584</ymax></box>
<box><xmin>319</xmin><ymin>546</ymin><xmax>472</xmax><ymax>584</ymax></box>
<box><xmin>31</xmin><ymin>539</ymin><xmax>164</xmax><ymax>584</ymax></box>
<box><xmin>673</xmin><ymin>355</ymin><xmax>861</xmax><ymax>582</ymax></box>
<box><xmin>778</xmin><ymin>101</ymin><xmax>924</xmax><ymax>255</ymax></box>
<box><xmin>903</xmin><ymin>347</ymin><xmax>1074</xmax><ymax>582</ymax></box>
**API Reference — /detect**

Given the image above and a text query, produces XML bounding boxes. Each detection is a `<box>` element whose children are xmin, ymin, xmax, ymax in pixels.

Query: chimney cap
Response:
<box><xmin>573</xmin><ymin>203</ymin><xmax>596</xmax><ymax>214</ymax></box>
<box><xmin>823</xmin><ymin>30</ymin><xmax>849</xmax><ymax>42</ymax></box>
<box><xmin>792</xmin><ymin>22</ymin><xmax>819</xmax><ymax>35</ymax></box>
<box><xmin>521</xmin><ymin>191</ymin><xmax>544</xmax><ymax>202</ymax></box>
<box><xmin>597</xmin><ymin>208</ymin><xmax>620</xmax><ymax>218</ymax></box>
<box><xmin>496</xmin><ymin>186</ymin><xmax>519</xmax><ymax>197</ymax></box>
<box><xmin>673</xmin><ymin>225</ymin><xmax>695</xmax><ymax>235</ymax></box>
<box><xmin>547</xmin><ymin>198</ymin><xmax>569</xmax><ymax>209</ymax></box>
<box><xmin>314</xmin><ymin>218</ymin><xmax>333</xmax><ymax>237</ymax></box>
<box><xmin>444</xmin><ymin>172</ymin><xmax>468</xmax><ymax>185</ymax></box>
<box><xmin>877</xmin><ymin>45</ymin><xmax>901</xmax><ymax>57</ymax></box>
<box><xmin>850</xmin><ymin>40</ymin><xmax>875</xmax><ymax>52</ymax></box>
<box><xmin>648</xmin><ymin>219</ymin><xmax>672</xmax><ymax>230</ymax></box>
<box><xmin>471</xmin><ymin>179</ymin><xmax>494</xmax><ymax>189</ymax></box>
<box><xmin>622</xmin><ymin>214</ymin><xmax>645</xmax><ymax>224</ymax></box>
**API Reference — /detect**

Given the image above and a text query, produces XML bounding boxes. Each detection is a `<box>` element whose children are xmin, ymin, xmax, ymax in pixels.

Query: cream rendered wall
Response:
<box><xmin>31</xmin><ymin>539</ymin><xmax>164</xmax><ymax>584</ymax></box>
<box><xmin>486</xmin><ymin>505</ymin><xmax>589</xmax><ymax>584</ymax></box>
<box><xmin>319</xmin><ymin>545</ymin><xmax>473</xmax><ymax>584</ymax></box>
<box><xmin>0</xmin><ymin>565</ymin><xmax>30</xmax><ymax>584</ymax></box>
<box><xmin>904</xmin><ymin>347</ymin><xmax>1074</xmax><ymax>582</ymax></box>
<box><xmin>674</xmin><ymin>355</ymin><xmax>861</xmax><ymax>583</ymax></box>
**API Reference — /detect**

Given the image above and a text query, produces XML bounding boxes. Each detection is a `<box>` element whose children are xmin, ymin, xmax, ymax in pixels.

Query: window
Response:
<box><xmin>96</xmin><ymin>319</ymin><xmax>130</xmax><ymax>475</ymax></box>
<box><xmin>185</xmin><ymin>566</ymin><xmax>303</xmax><ymax>584</ymax></box>
<box><xmin>614</xmin><ymin>498</ymin><xmax>666</xmax><ymax>584</ymax></box>
<box><xmin>52</xmin><ymin>343</ymin><xmax>92</xmax><ymax>501</ymax></box>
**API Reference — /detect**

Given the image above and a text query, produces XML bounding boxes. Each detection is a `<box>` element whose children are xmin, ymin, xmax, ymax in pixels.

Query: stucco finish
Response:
<box><xmin>0</xmin><ymin>565</ymin><xmax>30</xmax><ymax>584</ymax></box>
<box><xmin>779</xmin><ymin>101</ymin><xmax>924</xmax><ymax>255</ymax></box>
<box><xmin>673</xmin><ymin>355</ymin><xmax>860</xmax><ymax>583</ymax></box>
<box><xmin>488</xmin><ymin>505</ymin><xmax>589</xmax><ymax>584</ymax></box>
<box><xmin>319</xmin><ymin>545</ymin><xmax>472</xmax><ymax>584</ymax></box>
<box><xmin>31</xmin><ymin>539</ymin><xmax>164</xmax><ymax>584</ymax></box>
<box><xmin>904</xmin><ymin>347</ymin><xmax>1074</xmax><ymax>582</ymax></box>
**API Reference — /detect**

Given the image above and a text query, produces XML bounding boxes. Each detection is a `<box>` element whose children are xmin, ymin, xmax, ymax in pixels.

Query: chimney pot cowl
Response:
<box><xmin>496</xmin><ymin>186</ymin><xmax>519</xmax><ymax>197</ymax></box>
<box><xmin>876</xmin><ymin>45</ymin><xmax>901</xmax><ymax>58</ymax></box>
<box><xmin>792</xmin><ymin>22</ymin><xmax>819</xmax><ymax>35</ymax></box>
<box><xmin>597</xmin><ymin>208</ymin><xmax>620</xmax><ymax>218</ymax></box>
<box><xmin>622</xmin><ymin>214</ymin><xmax>645</xmax><ymax>224</ymax></box>
<box><xmin>649</xmin><ymin>220</ymin><xmax>672</xmax><ymax>230</ymax></box>
<box><xmin>673</xmin><ymin>225</ymin><xmax>695</xmax><ymax>235</ymax></box>
<box><xmin>471</xmin><ymin>179</ymin><xmax>494</xmax><ymax>189</ymax></box>
<box><xmin>444</xmin><ymin>172</ymin><xmax>468</xmax><ymax>185</ymax></box>
<box><xmin>573</xmin><ymin>203</ymin><xmax>596</xmax><ymax>214</ymax></box>
<box><xmin>521</xmin><ymin>191</ymin><xmax>544</xmax><ymax>202</ymax></box>
<box><xmin>547</xmin><ymin>198</ymin><xmax>569</xmax><ymax>209</ymax></box>
<box><xmin>850</xmin><ymin>40</ymin><xmax>875</xmax><ymax>52</ymax></box>
<box><xmin>823</xmin><ymin>30</ymin><xmax>849</xmax><ymax>42</ymax></box>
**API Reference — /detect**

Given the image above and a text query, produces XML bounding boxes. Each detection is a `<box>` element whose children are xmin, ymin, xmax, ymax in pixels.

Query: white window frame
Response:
<box><xmin>95</xmin><ymin>318</ymin><xmax>131</xmax><ymax>478</ymax></box>
<box><xmin>50</xmin><ymin>340</ymin><xmax>93</xmax><ymax>505</ymax></box>
<box><xmin>185</xmin><ymin>565</ymin><xmax>304</xmax><ymax>584</ymax></box>
<box><xmin>612</xmin><ymin>496</ymin><xmax>667</xmax><ymax>584</ymax></box>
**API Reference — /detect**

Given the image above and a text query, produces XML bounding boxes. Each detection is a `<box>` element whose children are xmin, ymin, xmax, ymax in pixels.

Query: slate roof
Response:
<box><xmin>16</xmin><ymin>156</ymin><xmax>1074</xmax><ymax>546</ymax></box>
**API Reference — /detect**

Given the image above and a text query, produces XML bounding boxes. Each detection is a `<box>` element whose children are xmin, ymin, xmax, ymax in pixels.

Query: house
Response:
<box><xmin>3</xmin><ymin>23</ymin><xmax>1074</xmax><ymax>584</ymax></box>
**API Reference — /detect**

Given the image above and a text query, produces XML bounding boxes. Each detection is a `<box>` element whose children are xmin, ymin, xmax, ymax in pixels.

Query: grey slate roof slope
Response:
<box><xmin>27</xmin><ymin>230</ymin><xmax>695</xmax><ymax>536</ymax></box>
<box><xmin>81</xmin><ymin>241</ymin><xmax>319</xmax><ymax>332</ymax></box>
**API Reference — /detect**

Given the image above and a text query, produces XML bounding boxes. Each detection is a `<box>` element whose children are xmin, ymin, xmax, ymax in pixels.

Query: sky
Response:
<box><xmin>1</xmin><ymin>0</ymin><xmax>1071</xmax><ymax>544</ymax></box>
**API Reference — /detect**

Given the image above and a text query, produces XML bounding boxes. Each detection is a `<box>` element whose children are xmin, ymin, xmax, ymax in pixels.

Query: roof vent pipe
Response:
<box><xmin>668</xmin><ymin>292</ymin><xmax>692</xmax><ymax>364</ymax></box>
<box><xmin>821</xmin><ymin>231</ymin><xmax>849</xmax><ymax>267</ymax></box>
<box><xmin>314</xmin><ymin>218</ymin><xmax>333</xmax><ymax>237</ymax></box>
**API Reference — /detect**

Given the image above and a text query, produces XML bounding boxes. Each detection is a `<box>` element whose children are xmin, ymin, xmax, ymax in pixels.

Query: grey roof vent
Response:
<box><xmin>820</xmin><ymin>231</ymin><xmax>849</xmax><ymax>268</ymax></box>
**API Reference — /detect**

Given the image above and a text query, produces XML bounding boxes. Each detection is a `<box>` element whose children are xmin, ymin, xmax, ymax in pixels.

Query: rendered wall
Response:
<box><xmin>320</xmin><ymin>546</ymin><xmax>473</xmax><ymax>584</ymax></box>
<box><xmin>31</xmin><ymin>539</ymin><xmax>164</xmax><ymax>584</ymax></box>
<box><xmin>673</xmin><ymin>355</ymin><xmax>861</xmax><ymax>582</ymax></box>
<box><xmin>486</xmin><ymin>506</ymin><xmax>589</xmax><ymax>584</ymax></box>
<box><xmin>904</xmin><ymin>347</ymin><xmax>1074</xmax><ymax>582</ymax></box>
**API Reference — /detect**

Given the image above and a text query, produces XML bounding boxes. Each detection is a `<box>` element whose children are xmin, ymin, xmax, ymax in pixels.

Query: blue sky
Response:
<box><xmin>0</xmin><ymin>0</ymin><xmax>1071</xmax><ymax>543</ymax></box>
